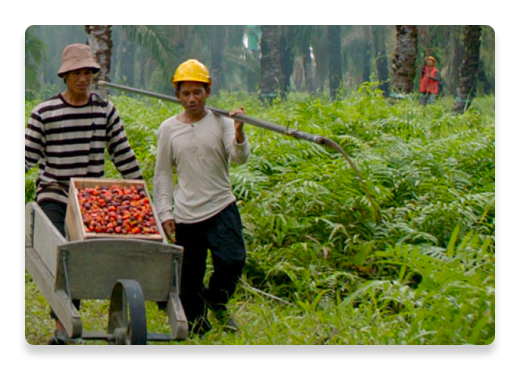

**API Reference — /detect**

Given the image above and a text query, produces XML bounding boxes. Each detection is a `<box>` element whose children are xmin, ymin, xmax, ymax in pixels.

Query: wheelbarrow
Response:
<box><xmin>25</xmin><ymin>201</ymin><xmax>188</xmax><ymax>344</ymax></box>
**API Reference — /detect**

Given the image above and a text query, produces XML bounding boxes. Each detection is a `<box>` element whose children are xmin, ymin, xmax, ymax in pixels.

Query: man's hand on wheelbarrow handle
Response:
<box><xmin>162</xmin><ymin>220</ymin><xmax>176</xmax><ymax>243</ymax></box>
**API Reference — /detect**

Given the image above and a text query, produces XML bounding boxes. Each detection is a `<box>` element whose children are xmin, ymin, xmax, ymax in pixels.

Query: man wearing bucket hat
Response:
<box><xmin>57</xmin><ymin>43</ymin><xmax>101</xmax><ymax>78</ymax></box>
<box><xmin>419</xmin><ymin>56</ymin><xmax>441</xmax><ymax>105</ymax></box>
<box><xmin>25</xmin><ymin>43</ymin><xmax>143</xmax><ymax>344</ymax></box>
<box><xmin>153</xmin><ymin>59</ymin><xmax>250</xmax><ymax>336</ymax></box>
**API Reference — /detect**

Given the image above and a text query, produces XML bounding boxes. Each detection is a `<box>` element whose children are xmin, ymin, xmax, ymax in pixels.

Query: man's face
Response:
<box><xmin>65</xmin><ymin>68</ymin><xmax>94</xmax><ymax>95</ymax></box>
<box><xmin>176</xmin><ymin>81</ymin><xmax>210</xmax><ymax>116</ymax></box>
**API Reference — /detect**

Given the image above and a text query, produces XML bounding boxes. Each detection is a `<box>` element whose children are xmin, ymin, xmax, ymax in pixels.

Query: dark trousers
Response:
<box><xmin>39</xmin><ymin>200</ymin><xmax>67</xmax><ymax>237</ymax></box>
<box><xmin>420</xmin><ymin>92</ymin><xmax>437</xmax><ymax>105</ymax></box>
<box><xmin>176</xmin><ymin>202</ymin><xmax>246</xmax><ymax>328</ymax></box>
<box><xmin>38</xmin><ymin>201</ymin><xmax>81</xmax><ymax>318</ymax></box>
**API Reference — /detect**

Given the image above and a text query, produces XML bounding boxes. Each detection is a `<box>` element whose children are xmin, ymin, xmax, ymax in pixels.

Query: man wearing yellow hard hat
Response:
<box><xmin>153</xmin><ymin>59</ymin><xmax>250</xmax><ymax>336</ymax></box>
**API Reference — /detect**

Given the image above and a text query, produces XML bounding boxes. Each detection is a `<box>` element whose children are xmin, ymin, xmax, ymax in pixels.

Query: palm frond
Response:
<box><xmin>122</xmin><ymin>25</ymin><xmax>176</xmax><ymax>86</ymax></box>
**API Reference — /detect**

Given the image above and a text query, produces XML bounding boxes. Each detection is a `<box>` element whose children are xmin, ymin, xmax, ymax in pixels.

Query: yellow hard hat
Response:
<box><xmin>172</xmin><ymin>59</ymin><xmax>212</xmax><ymax>88</ymax></box>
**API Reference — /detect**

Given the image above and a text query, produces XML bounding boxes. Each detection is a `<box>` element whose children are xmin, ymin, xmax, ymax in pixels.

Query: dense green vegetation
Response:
<box><xmin>25</xmin><ymin>87</ymin><xmax>494</xmax><ymax>345</ymax></box>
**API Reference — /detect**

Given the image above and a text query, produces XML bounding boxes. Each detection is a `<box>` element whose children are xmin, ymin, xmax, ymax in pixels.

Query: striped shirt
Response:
<box><xmin>25</xmin><ymin>92</ymin><xmax>142</xmax><ymax>205</ymax></box>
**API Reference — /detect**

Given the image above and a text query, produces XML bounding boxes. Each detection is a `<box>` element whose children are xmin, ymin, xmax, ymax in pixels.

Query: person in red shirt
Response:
<box><xmin>419</xmin><ymin>56</ymin><xmax>440</xmax><ymax>105</ymax></box>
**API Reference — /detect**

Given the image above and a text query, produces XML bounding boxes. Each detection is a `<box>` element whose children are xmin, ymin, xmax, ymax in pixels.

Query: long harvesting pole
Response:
<box><xmin>98</xmin><ymin>81</ymin><xmax>380</xmax><ymax>221</ymax></box>
<box><xmin>100</xmin><ymin>81</ymin><xmax>332</xmax><ymax>144</ymax></box>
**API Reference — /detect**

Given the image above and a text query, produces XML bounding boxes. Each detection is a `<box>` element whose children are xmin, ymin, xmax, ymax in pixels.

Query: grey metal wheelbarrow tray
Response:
<box><xmin>25</xmin><ymin>201</ymin><xmax>188</xmax><ymax>344</ymax></box>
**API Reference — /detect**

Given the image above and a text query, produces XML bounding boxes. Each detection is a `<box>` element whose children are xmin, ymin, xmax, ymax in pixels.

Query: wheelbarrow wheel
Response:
<box><xmin>108</xmin><ymin>279</ymin><xmax>147</xmax><ymax>345</ymax></box>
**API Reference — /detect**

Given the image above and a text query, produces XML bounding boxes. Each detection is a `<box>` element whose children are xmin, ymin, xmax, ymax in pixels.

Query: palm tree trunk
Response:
<box><xmin>260</xmin><ymin>25</ymin><xmax>282</xmax><ymax>102</ymax></box>
<box><xmin>85</xmin><ymin>25</ymin><xmax>113</xmax><ymax>98</ymax></box>
<box><xmin>361</xmin><ymin>25</ymin><xmax>372</xmax><ymax>83</ymax></box>
<box><xmin>303</xmin><ymin>47</ymin><xmax>315</xmax><ymax>94</ymax></box>
<box><xmin>210</xmin><ymin>25</ymin><xmax>226</xmax><ymax>94</ymax></box>
<box><xmin>279</xmin><ymin>26</ymin><xmax>297</xmax><ymax>98</ymax></box>
<box><xmin>312</xmin><ymin>26</ymin><xmax>328</xmax><ymax>94</ymax></box>
<box><xmin>391</xmin><ymin>25</ymin><xmax>418</xmax><ymax>95</ymax></box>
<box><xmin>452</xmin><ymin>25</ymin><xmax>482</xmax><ymax>114</ymax></box>
<box><xmin>327</xmin><ymin>25</ymin><xmax>342</xmax><ymax>100</ymax></box>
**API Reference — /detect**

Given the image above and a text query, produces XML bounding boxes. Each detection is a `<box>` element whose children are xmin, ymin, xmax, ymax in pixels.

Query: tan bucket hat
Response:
<box><xmin>57</xmin><ymin>43</ymin><xmax>101</xmax><ymax>77</ymax></box>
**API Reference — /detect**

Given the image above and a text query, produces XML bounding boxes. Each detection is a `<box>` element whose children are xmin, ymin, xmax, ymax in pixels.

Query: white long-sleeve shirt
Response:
<box><xmin>153</xmin><ymin>110</ymin><xmax>250</xmax><ymax>224</ymax></box>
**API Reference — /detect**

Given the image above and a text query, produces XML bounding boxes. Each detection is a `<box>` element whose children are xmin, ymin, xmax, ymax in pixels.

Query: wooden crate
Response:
<box><xmin>66</xmin><ymin>178</ymin><xmax>166</xmax><ymax>243</ymax></box>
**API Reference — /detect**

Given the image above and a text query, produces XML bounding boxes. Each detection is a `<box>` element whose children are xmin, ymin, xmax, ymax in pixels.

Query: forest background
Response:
<box><xmin>25</xmin><ymin>26</ymin><xmax>496</xmax><ymax>344</ymax></box>
<box><xmin>25</xmin><ymin>25</ymin><xmax>495</xmax><ymax>105</ymax></box>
